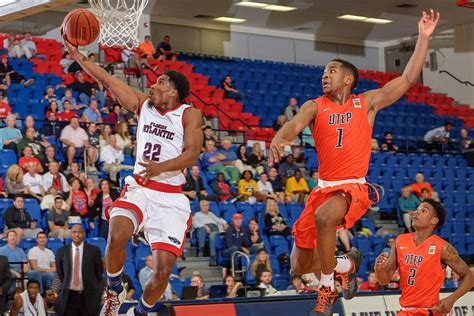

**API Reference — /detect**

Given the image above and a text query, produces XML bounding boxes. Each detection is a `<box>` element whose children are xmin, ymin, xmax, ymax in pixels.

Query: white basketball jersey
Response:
<box><xmin>134</xmin><ymin>99</ymin><xmax>191</xmax><ymax>186</ymax></box>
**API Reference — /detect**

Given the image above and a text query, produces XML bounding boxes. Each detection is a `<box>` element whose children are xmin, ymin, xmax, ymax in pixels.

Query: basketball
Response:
<box><xmin>61</xmin><ymin>8</ymin><xmax>100</xmax><ymax>46</ymax></box>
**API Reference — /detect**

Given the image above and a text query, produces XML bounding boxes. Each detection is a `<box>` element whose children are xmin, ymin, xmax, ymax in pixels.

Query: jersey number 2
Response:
<box><xmin>407</xmin><ymin>268</ymin><xmax>417</xmax><ymax>286</ymax></box>
<box><xmin>143</xmin><ymin>142</ymin><xmax>161</xmax><ymax>162</ymax></box>
<box><xmin>335</xmin><ymin>128</ymin><xmax>344</xmax><ymax>148</ymax></box>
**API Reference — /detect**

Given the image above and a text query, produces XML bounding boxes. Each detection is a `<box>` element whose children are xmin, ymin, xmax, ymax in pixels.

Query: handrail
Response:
<box><xmin>438</xmin><ymin>70</ymin><xmax>474</xmax><ymax>87</ymax></box>
<box><xmin>231</xmin><ymin>251</ymin><xmax>250</xmax><ymax>278</ymax></box>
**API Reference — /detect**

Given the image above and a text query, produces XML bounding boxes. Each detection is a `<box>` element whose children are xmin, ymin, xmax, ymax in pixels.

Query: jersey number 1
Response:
<box><xmin>143</xmin><ymin>142</ymin><xmax>161</xmax><ymax>162</ymax></box>
<box><xmin>335</xmin><ymin>128</ymin><xmax>344</xmax><ymax>148</ymax></box>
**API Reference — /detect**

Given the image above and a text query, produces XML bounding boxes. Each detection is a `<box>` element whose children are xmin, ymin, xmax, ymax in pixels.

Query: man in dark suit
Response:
<box><xmin>0</xmin><ymin>255</ymin><xmax>12</xmax><ymax>314</ymax></box>
<box><xmin>55</xmin><ymin>224</ymin><xmax>103</xmax><ymax>316</ymax></box>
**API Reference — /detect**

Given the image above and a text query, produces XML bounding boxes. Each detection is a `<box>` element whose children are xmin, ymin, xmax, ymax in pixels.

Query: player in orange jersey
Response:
<box><xmin>375</xmin><ymin>200</ymin><xmax>472</xmax><ymax>315</ymax></box>
<box><xmin>269</xmin><ymin>10</ymin><xmax>440</xmax><ymax>315</ymax></box>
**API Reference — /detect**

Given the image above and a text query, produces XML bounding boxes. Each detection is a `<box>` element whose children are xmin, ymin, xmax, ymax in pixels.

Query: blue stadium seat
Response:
<box><xmin>87</xmin><ymin>237</ymin><xmax>106</xmax><ymax>256</ymax></box>
<box><xmin>352</xmin><ymin>235</ymin><xmax>371</xmax><ymax>254</ymax></box>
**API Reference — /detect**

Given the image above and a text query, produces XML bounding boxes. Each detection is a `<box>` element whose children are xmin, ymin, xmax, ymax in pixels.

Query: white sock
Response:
<box><xmin>335</xmin><ymin>257</ymin><xmax>352</xmax><ymax>273</ymax></box>
<box><xmin>320</xmin><ymin>272</ymin><xmax>334</xmax><ymax>289</ymax></box>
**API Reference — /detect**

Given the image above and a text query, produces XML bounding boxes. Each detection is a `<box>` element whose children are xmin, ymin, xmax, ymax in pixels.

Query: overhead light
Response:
<box><xmin>214</xmin><ymin>16</ymin><xmax>246</xmax><ymax>23</ymax></box>
<box><xmin>338</xmin><ymin>14</ymin><xmax>392</xmax><ymax>24</ymax></box>
<box><xmin>365</xmin><ymin>17</ymin><xmax>392</xmax><ymax>24</ymax></box>
<box><xmin>0</xmin><ymin>0</ymin><xmax>16</xmax><ymax>7</ymax></box>
<box><xmin>234</xmin><ymin>1</ymin><xmax>267</xmax><ymax>8</ymax></box>
<box><xmin>261</xmin><ymin>4</ymin><xmax>297</xmax><ymax>11</ymax></box>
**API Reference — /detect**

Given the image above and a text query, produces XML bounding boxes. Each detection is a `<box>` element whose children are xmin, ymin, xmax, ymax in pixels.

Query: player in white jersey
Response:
<box><xmin>64</xmin><ymin>39</ymin><xmax>202</xmax><ymax>316</ymax></box>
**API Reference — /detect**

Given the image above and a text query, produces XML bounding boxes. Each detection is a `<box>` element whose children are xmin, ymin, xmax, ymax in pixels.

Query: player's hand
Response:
<box><xmin>269</xmin><ymin>137</ymin><xmax>292</xmax><ymax>165</ymax></box>
<box><xmin>431</xmin><ymin>297</ymin><xmax>454</xmax><ymax>314</ymax></box>
<box><xmin>375</xmin><ymin>252</ymin><xmax>389</xmax><ymax>269</ymax></box>
<box><xmin>62</xmin><ymin>29</ymin><xmax>79</xmax><ymax>56</ymax></box>
<box><xmin>418</xmin><ymin>9</ymin><xmax>440</xmax><ymax>39</ymax></box>
<box><xmin>138</xmin><ymin>157</ymin><xmax>163</xmax><ymax>185</ymax></box>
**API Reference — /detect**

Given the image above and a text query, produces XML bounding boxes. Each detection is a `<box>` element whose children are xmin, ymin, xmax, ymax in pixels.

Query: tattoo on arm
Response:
<box><xmin>444</xmin><ymin>244</ymin><xmax>470</xmax><ymax>278</ymax></box>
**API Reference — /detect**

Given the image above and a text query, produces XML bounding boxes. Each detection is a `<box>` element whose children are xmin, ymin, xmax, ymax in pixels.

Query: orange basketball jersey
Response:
<box><xmin>396</xmin><ymin>233</ymin><xmax>447</xmax><ymax>309</ymax></box>
<box><xmin>312</xmin><ymin>94</ymin><xmax>372</xmax><ymax>181</ymax></box>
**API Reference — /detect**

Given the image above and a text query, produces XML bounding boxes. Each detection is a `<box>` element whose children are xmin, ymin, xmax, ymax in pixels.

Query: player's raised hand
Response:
<box><xmin>431</xmin><ymin>297</ymin><xmax>454</xmax><ymax>314</ymax></box>
<box><xmin>418</xmin><ymin>9</ymin><xmax>440</xmax><ymax>39</ymax></box>
<box><xmin>375</xmin><ymin>252</ymin><xmax>389</xmax><ymax>269</ymax></box>
<box><xmin>61</xmin><ymin>29</ymin><xmax>79</xmax><ymax>56</ymax></box>
<box><xmin>269</xmin><ymin>137</ymin><xmax>292</xmax><ymax>165</ymax></box>
<box><xmin>138</xmin><ymin>156</ymin><xmax>163</xmax><ymax>185</ymax></box>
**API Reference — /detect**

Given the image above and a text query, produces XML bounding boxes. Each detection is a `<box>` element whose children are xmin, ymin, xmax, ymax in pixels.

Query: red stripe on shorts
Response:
<box><xmin>151</xmin><ymin>212</ymin><xmax>192</xmax><ymax>256</ymax></box>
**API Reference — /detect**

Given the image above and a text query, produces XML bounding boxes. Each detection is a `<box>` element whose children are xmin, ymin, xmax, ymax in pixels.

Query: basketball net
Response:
<box><xmin>89</xmin><ymin>0</ymin><xmax>148</xmax><ymax>49</ymax></box>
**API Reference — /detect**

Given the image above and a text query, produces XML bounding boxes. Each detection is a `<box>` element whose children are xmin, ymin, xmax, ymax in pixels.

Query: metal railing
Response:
<box><xmin>439</xmin><ymin>70</ymin><xmax>474</xmax><ymax>87</ymax></box>
<box><xmin>231</xmin><ymin>251</ymin><xmax>250</xmax><ymax>278</ymax></box>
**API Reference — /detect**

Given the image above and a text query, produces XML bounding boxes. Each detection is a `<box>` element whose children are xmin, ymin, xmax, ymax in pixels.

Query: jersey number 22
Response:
<box><xmin>143</xmin><ymin>142</ymin><xmax>161</xmax><ymax>162</ymax></box>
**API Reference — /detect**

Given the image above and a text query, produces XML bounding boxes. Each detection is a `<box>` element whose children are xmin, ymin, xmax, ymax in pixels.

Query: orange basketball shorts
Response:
<box><xmin>293</xmin><ymin>182</ymin><xmax>372</xmax><ymax>249</ymax></box>
<box><xmin>397</xmin><ymin>310</ymin><xmax>443</xmax><ymax>316</ymax></box>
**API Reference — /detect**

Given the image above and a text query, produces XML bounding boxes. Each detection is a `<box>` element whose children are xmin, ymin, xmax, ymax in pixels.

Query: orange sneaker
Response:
<box><xmin>335</xmin><ymin>247</ymin><xmax>362</xmax><ymax>300</ymax></box>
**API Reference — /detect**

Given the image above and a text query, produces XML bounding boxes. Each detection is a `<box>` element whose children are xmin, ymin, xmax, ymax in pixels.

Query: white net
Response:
<box><xmin>89</xmin><ymin>0</ymin><xmax>149</xmax><ymax>49</ymax></box>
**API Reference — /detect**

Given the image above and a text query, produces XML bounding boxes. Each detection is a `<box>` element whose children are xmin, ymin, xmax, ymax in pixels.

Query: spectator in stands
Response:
<box><xmin>41</xmin><ymin>146</ymin><xmax>60</xmax><ymax>172</ymax></box>
<box><xmin>190</xmin><ymin>275</ymin><xmax>209</xmax><ymax>300</ymax></box>
<box><xmin>84</xmin><ymin>178</ymin><xmax>100</xmax><ymax>211</ymax></box>
<box><xmin>5</xmin><ymin>164</ymin><xmax>27</xmax><ymax>198</ymax></box>
<box><xmin>268</xmin><ymin>167</ymin><xmax>285</xmax><ymax>201</ymax></box>
<box><xmin>3</xmin><ymin>34</ymin><xmax>20</xmax><ymax>57</ymax></box>
<box><xmin>460</xmin><ymin>128</ymin><xmax>474</xmax><ymax>166</ymax></box>
<box><xmin>66</xmin><ymin>162</ymin><xmax>86</xmax><ymax>185</ymax></box>
<box><xmin>65</xmin><ymin>177</ymin><xmax>89</xmax><ymax>218</ymax></box>
<box><xmin>236</xmin><ymin>144</ymin><xmax>255</xmax><ymax>174</ymax></box>
<box><xmin>47</xmin><ymin>196</ymin><xmax>71</xmax><ymax>241</ymax></box>
<box><xmin>424</xmin><ymin>121</ymin><xmax>454</xmax><ymax>153</ymax></box>
<box><xmin>0</xmin><ymin>55</ymin><xmax>34</xmax><ymax>87</ymax></box>
<box><xmin>103</xmin><ymin>104</ymin><xmax>121</xmax><ymax>125</ymax></box>
<box><xmin>211</xmin><ymin>172</ymin><xmax>235</xmax><ymax>202</ymax></box>
<box><xmin>251</xmin><ymin>249</ymin><xmax>272</xmax><ymax>283</ymax></box>
<box><xmin>21</xmin><ymin>117</ymin><xmax>45</xmax><ymax>140</ymax></box>
<box><xmin>273</xmin><ymin>115</ymin><xmax>287</xmax><ymax>131</ymax></box>
<box><xmin>138</xmin><ymin>35</ymin><xmax>156</xmax><ymax>65</ymax></box>
<box><xmin>1</xmin><ymin>114</ymin><xmax>22</xmax><ymax>151</ymax></box>
<box><xmin>42</xmin><ymin>161</ymin><xmax>69</xmax><ymax>196</ymax></box>
<box><xmin>60</xmin><ymin>117</ymin><xmax>93</xmax><ymax>170</ymax></box>
<box><xmin>238</xmin><ymin>170</ymin><xmax>258</xmax><ymax>203</ymax></box>
<box><xmin>224</xmin><ymin>275</ymin><xmax>242</xmax><ymax>298</ymax></box>
<box><xmin>115</xmin><ymin>122</ymin><xmax>135</xmax><ymax>156</ymax></box>
<box><xmin>308</xmin><ymin>170</ymin><xmax>318</xmax><ymax>191</ymax></box>
<box><xmin>86</xmin><ymin>122</ymin><xmax>100</xmax><ymax>161</ymax></box>
<box><xmin>0</xmin><ymin>230</ymin><xmax>29</xmax><ymax>279</ymax></box>
<box><xmin>19</xmin><ymin>146</ymin><xmax>43</xmax><ymax>174</ymax></box>
<box><xmin>11</xmin><ymin>279</ymin><xmax>47</xmax><ymax>315</ymax></box>
<box><xmin>381</xmin><ymin>131</ymin><xmax>398</xmax><ymax>152</ymax></box>
<box><xmin>19</xmin><ymin>33</ymin><xmax>37</xmax><ymax>59</ymax></box>
<box><xmin>155</xmin><ymin>35</ymin><xmax>177</xmax><ymax>61</ymax></box>
<box><xmin>91</xmin><ymin>179</ymin><xmax>119</xmax><ymax>239</ymax></box>
<box><xmin>382</xmin><ymin>237</ymin><xmax>395</xmax><ymax>254</ymax></box>
<box><xmin>3</xmin><ymin>194</ymin><xmax>42</xmax><ymax>239</ymax></box>
<box><xmin>18</xmin><ymin>128</ymin><xmax>46</xmax><ymax>160</ymax></box>
<box><xmin>40</xmin><ymin>187</ymin><xmax>64</xmax><ymax>210</ymax></box>
<box><xmin>121</xmin><ymin>273</ymin><xmax>136</xmax><ymax>301</ymax></box>
<box><xmin>248</xmin><ymin>143</ymin><xmax>266</xmax><ymax>175</ymax></box>
<box><xmin>193</xmin><ymin>200</ymin><xmax>228</xmax><ymax>264</ymax></box>
<box><xmin>27</xmin><ymin>231</ymin><xmax>56</xmax><ymax>293</ymax></box>
<box><xmin>57</xmin><ymin>100</ymin><xmax>77</xmax><ymax>122</ymax></box>
<box><xmin>248</xmin><ymin>218</ymin><xmax>264</xmax><ymax>252</ymax></box>
<box><xmin>100</xmin><ymin>135</ymin><xmax>134</xmax><ymax>184</ymax></box>
<box><xmin>359</xmin><ymin>271</ymin><xmax>381</xmax><ymax>292</ymax></box>
<box><xmin>222</xmin><ymin>213</ymin><xmax>252</xmax><ymax>258</ymax></box>
<box><xmin>256</xmin><ymin>173</ymin><xmax>277</xmax><ymax>202</ymax></box>
<box><xmin>410</xmin><ymin>173</ymin><xmax>437</xmax><ymax>200</ymax></box>
<box><xmin>60</xmin><ymin>52</ymin><xmax>74</xmax><ymax>73</ymax></box>
<box><xmin>336</xmin><ymin>228</ymin><xmax>352</xmax><ymax>253</ymax></box>
<box><xmin>0</xmin><ymin>254</ymin><xmax>12</xmax><ymax>314</ymax></box>
<box><xmin>265</xmin><ymin>199</ymin><xmax>291</xmax><ymax>237</ymax></box>
<box><xmin>258</xmin><ymin>270</ymin><xmax>278</xmax><ymax>296</ymax></box>
<box><xmin>203</xmin><ymin>139</ymin><xmax>239</xmax><ymax>184</ymax></box>
<box><xmin>81</xmin><ymin>100</ymin><xmax>103</xmax><ymax>123</ymax></box>
<box><xmin>138</xmin><ymin>255</ymin><xmax>153</xmax><ymax>290</ymax></box>
<box><xmin>182</xmin><ymin>165</ymin><xmax>213</xmax><ymax>201</ymax></box>
<box><xmin>220</xmin><ymin>138</ymin><xmax>240</xmax><ymax>167</ymax></box>
<box><xmin>398</xmin><ymin>186</ymin><xmax>420</xmax><ymax>232</ymax></box>
<box><xmin>60</xmin><ymin>89</ymin><xmax>78</xmax><ymax>110</ymax></box>
<box><xmin>99</xmin><ymin>124</ymin><xmax>112</xmax><ymax>149</ymax></box>
<box><xmin>287</xmin><ymin>275</ymin><xmax>305</xmax><ymax>293</ymax></box>
<box><xmin>284</xmin><ymin>97</ymin><xmax>299</xmax><ymax>121</ymax></box>
<box><xmin>202</xmin><ymin>125</ymin><xmax>216</xmax><ymax>148</ymax></box>
<box><xmin>23</xmin><ymin>162</ymin><xmax>45</xmax><ymax>201</ymax></box>
<box><xmin>285</xmin><ymin>169</ymin><xmax>309</xmax><ymax>203</ymax></box>
<box><xmin>45</xmin><ymin>100</ymin><xmax>59</xmax><ymax>117</ymax></box>
<box><xmin>41</xmin><ymin>85</ymin><xmax>58</xmax><ymax>106</ymax></box>
<box><xmin>68</xmin><ymin>71</ymin><xmax>105</xmax><ymax>108</ymax></box>
<box><xmin>278</xmin><ymin>154</ymin><xmax>299</xmax><ymax>184</ymax></box>
<box><xmin>222</xmin><ymin>75</ymin><xmax>242</xmax><ymax>100</ymax></box>
<box><xmin>419</xmin><ymin>188</ymin><xmax>431</xmax><ymax>202</ymax></box>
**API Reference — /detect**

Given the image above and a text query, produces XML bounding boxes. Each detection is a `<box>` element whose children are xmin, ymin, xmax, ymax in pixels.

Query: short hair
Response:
<box><xmin>331</xmin><ymin>58</ymin><xmax>359</xmax><ymax>91</ymax></box>
<box><xmin>203</xmin><ymin>125</ymin><xmax>212</xmax><ymax>131</ymax></box>
<box><xmin>444</xmin><ymin>121</ymin><xmax>454</xmax><ymax>127</ymax></box>
<box><xmin>164</xmin><ymin>35</ymin><xmax>170</xmax><ymax>39</ymax></box>
<box><xmin>54</xmin><ymin>195</ymin><xmax>64</xmax><ymax>202</ymax></box>
<box><xmin>6</xmin><ymin>230</ymin><xmax>17</xmax><ymax>237</ymax></box>
<box><xmin>27</xmin><ymin>279</ymin><xmax>41</xmax><ymax>288</ymax></box>
<box><xmin>368</xmin><ymin>270</ymin><xmax>376</xmax><ymax>275</ymax></box>
<box><xmin>423</xmin><ymin>199</ymin><xmax>446</xmax><ymax>229</ymax></box>
<box><xmin>384</xmin><ymin>131</ymin><xmax>393</xmax><ymax>137</ymax></box>
<box><xmin>13</xmin><ymin>194</ymin><xmax>24</xmax><ymax>201</ymax></box>
<box><xmin>144</xmin><ymin>35</ymin><xmax>151</xmax><ymax>39</ymax></box>
<box><xmin>164</xmin><ymin>70</ymin><xmax>190</xmax><ymax>103</ymax></box>
<box><xmin>36</xmin><ymin>231</ymin><xmax>47</xmax><ymax>238</ymax></box>
<box><xmin>191</xmin><ymin>274</ymin><xmax>203</xmax><ymax>281</ymax></box>
<box><xmin>261</xmin><ymin>269</ymin><xmax>272</xmax><ymax>275</ymax></box>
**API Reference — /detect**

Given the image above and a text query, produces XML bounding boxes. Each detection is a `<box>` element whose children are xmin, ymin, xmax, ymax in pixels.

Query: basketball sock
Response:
<box><xmin>134</xmin><ymin>297</ymin><xmax>154</xmax><ymax>316</ymax></box>
<box><xmin>335</xmin><ymin>256</ymin><xmax>352</xmax><ymax>274</ymax></box>
<box><xmin>320</xmin><ymin>271</ymin><xmax>334</xmax><ymax>290</ymax></box>
<box><xmin>107</xmin><ymin>269</ymin><xmax>124</xmax><ymax>293</ymax></box>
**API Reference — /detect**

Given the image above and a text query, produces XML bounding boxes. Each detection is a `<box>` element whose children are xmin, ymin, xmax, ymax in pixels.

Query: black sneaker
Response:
<box><xmin>309</xmin><ymin>286</ymin><xmax>338</xmax><ymax>315</ymax></box>
<box><xmin>336</xmin><ymin>247</ymin><xmax>362</xmax><ymax>300</ymax></box>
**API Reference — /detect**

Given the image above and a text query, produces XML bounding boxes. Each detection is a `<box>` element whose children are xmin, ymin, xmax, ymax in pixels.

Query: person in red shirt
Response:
<box><xmin>18</xmin><ymin>146</ymin><xmax>43</xmax><ymax>174</ymax></box>
<box><xmin>375</xmin><ymin>200</ymin><xmax>472</xmax><ymax>315</ymax></box>
<box><xmin>410</xmin><ymin>173</ymin><xmax>436</xmax><ymax>199</ymax></box>
<box><xmin>57</xmin><ymin>100</ymin><xmax>77</xmax><ymax>121</ymax></box>
<box><xmin>269</xmin><ymin>10</ymin><xmax>440</xmax><ymax>315</ymax></box>
<box><xmin>359</xmin><ymin>271</ymin><xmax>381</xmax><ymax>292</ymax></box>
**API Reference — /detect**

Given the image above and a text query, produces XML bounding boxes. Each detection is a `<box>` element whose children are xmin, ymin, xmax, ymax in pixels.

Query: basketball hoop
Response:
<box><xmin>89</xmin><ymin>0</ymin><xmax>149</xmax><ymax>50</ymax></box>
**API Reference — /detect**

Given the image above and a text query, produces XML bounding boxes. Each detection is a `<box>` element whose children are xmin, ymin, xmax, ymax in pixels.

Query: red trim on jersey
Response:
<box><xmin>134</xmin><ymin>175</ymin><xmax>182</xmax><ymax>193</ymax></box>
<box><xmin>154</xmin><ymin>103</ymin><xmax>186</xmax><ymax>116</ymax></box>
<box><xmin>150</xmin><ymin>213</ymin><xmax>192</xmax><ymax>256</ymax></box>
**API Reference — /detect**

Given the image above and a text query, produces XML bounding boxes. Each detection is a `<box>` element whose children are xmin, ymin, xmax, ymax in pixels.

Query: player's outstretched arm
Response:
<box><xmin>63</xmin><ymin>38</ymin><xmax>147</xmax><ymax>113</ymax></box>
<box><xmin>364</xmin><ymin>10</ymin><xmax>440</xmax><ymax>112</ymax></box>
<box><xmin>138</xmin><ymin>108</ymin><xmax>203</xmax><ymax>183</ymax></box>
<box><xmin>269</xmin><ymin>100</ymin><xmax>317</xmax><ymax>164</ymax></box>
<box><xmin>432</xmin><ymin>243</ymin><xmax>473</xmax><ymax>313</ymax></box>
<box><xmin>374</xmin><ymin>242</ymin><xmax>398</xmax><ymax>285</ymax></box>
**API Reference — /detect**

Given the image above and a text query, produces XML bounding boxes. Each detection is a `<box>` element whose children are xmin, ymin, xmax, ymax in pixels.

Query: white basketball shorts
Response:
<box><xmin>106</xmin><ymin>175</ymin><xmax>192</xmax><ymax>256</ymax></box>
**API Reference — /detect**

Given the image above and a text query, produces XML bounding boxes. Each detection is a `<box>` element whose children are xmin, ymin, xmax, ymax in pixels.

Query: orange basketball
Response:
<box><xmin>61</xmin><ymin>9</ymin><xmax>100</xmax><ymax>47</ymax></box>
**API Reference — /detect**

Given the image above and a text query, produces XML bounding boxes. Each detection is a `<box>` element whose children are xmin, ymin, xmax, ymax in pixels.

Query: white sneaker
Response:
<box><xmin>126</xmin><ymin>307</ymin><xmax>135</xmax><ymax>316</ymax></box>
<box><xmin>100</xmin><ymin>286</ymin><xmax>126</xmax><ymax>316</ymax></box>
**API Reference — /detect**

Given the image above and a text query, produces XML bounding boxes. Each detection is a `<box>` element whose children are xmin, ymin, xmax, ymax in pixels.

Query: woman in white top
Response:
<box><xmin>114</xmin><ymin>121</ymin><xmax>135</xmax><ymax>156</ymax></box>
<box><xmin>99</xmin><ymin>124</ymin><xmax>112</xmax><ymax>150</ymax></box>
<box><xmin>256</xmin><ymin>173</ymin><xmax>278</xmax><ymax>202</ymax></box>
